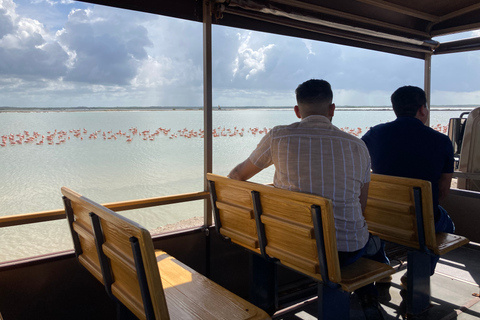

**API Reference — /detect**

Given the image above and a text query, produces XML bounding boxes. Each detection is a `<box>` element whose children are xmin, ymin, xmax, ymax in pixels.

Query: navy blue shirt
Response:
<box><xmin>361</xmin><ymin>117</ymin><xmax>454</xmax><ymax>220</ymax></box>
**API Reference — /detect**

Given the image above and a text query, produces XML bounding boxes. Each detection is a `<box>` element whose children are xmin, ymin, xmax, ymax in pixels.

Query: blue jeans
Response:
<box><xmin>338</xmin><ymin>234</ymin><xmax>390</xmax><ymax>297</ymax></box>
<box><xmin>338</xmin><ymin>234</ymin><xmax>389</xmax><ymax>267</ymax></box>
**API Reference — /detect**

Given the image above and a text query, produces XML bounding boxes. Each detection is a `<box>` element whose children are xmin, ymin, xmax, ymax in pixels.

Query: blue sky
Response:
<box><xmin>0</xmin><ymin>0</ymin><xmax>479</xmax><ymax>107</ymax></box>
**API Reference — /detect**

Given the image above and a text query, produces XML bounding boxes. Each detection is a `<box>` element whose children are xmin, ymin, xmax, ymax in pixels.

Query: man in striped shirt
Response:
<box><xmin>229</xmin><ymin>79</ymin><xmax>386</xmax><ymax>318</ymax></box>
<box><xmin>229</xmin><ymin>79</ymin><xmax>372</xmax><ymax>260</ymax></box>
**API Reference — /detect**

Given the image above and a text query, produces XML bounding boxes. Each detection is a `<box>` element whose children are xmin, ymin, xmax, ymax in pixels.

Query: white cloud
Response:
<box><xmin>0</xmin><ymin>0</ymin><xmax>479</xmax><ymax>108</ymax></box>
<box><xmin>232</xmin><ymin>32</ymin><xmax>275</xmax><ymax>80</ymax></box>
<box><xmin>0</xmin><ymin>0</ymin><xmax>69</xmax><ymax>79</ymax></box>
<box><xmin>56</xmin><ymin>7</ymin><xmax>153</xmax><ymax>85</ymax></box>
<box><xmin>303</xmin><ymin>39</ymin><xmax>315</xmax><ymax>56</ymax></box>
<box><xmin>0</xmin><ymin>0</ymin><xmax>16</xmax><ymax>16</ymax></box>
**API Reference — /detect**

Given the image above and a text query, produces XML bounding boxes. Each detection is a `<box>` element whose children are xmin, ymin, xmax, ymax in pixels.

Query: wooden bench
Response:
<box><xmin>364</xmin><ymin>173</ymin><xmax>470</xmax><ymax>315</ymax></box>
<box><xmin>206</xmin><ymin>173</ymin><xmax>395</xmax><ymax>320</ymax></box>
<box><xmin>62</xmin><ymin>187</ymin><xmax>271</xmax><ymax>320</ymax></box>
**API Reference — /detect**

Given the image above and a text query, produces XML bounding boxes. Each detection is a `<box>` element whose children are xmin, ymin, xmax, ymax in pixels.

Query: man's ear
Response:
<box><xmin>418</xmin><ymin>104</ymin><xmax>427</xmax><ymax>116</ymax></box>
<box><xmin>416</xmin><ymin>104</ymin><xmax>428</xmax><ymax>124</ymax></box>
<box><xmin>294</xmin><ymin>105</ymin><xmax>302</xmax><ymax>119</ymax></box>
<box><xmin>329</xmin><ymin>103</ymin><xmax>336</xmax><ymax>118</ymax></box>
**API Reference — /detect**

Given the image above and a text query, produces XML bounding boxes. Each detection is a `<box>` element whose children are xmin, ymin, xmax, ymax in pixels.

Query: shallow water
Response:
<box><xmin>0</xmin><ymin>108</ymin><xmax>473</xmax><ymax>261</ymax></box>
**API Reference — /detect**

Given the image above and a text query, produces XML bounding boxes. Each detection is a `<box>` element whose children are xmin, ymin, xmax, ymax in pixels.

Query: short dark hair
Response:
<box><xmin>295</xmin><ymin>79</ymin><xmax>333</xmax><ymax>106</ymax></box>
<box><xmin>391</xmin><ymin>86</ymin><xmax>427</xmax><ymax>117</ymax></box>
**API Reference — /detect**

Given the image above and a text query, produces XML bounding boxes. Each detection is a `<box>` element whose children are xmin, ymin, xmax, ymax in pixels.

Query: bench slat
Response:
<box><xmin>156</xmin><ymin>251</ymin><xmax>269</xmax><ymax>320</ymax></box>
<box><xmin>220</xmin><ymin>228</ymin><xmax>259</xmax><ymax>250</ymax></box>
<box><xmin>213</xmin><ymin>188</ymin><xmax>259</xmax><ymax>252</ymax></box>
<box><xmin>112</xmin><ymin>282</ymin><xmax>145</xmax><ymax>318</ymax></box>
<box><xmin>72</xmin><ymin>222</ymin><xmax>104</xmax><ymax>284</ymax></box>
<box><xmin>367</xmin><ymin>221</ymin><xmax>418</xmax><ymax>249</ymax></box>
<box><xmin>260</xmin><ymin>195</ymin><xmax>314</xmax><ymax>225</ymax></box>
<box><xmin>217</xmin><ymin>201</ymin><xmax>254</xmax><ymax>219</ymax></box>
<box><xmin>218</xmin><ymin>210</ymin><xmax>257</xmax><ymax>238</ymax></box>
<box><xmin>261</xmin><ymin>214</ymin><xmax>314</xmax><ymax>239</ymax></box>
<box><xmin>265</xmin><ymin>245</ymin><xmax>319</xmax><ymax>276</ymax></box>
<box><xmin>435</xmin><ymin>232</ymin><xmax>470</xmax><ymax>255</ymax></box>
<box><xmin>215</xmin><ymin>185</ymin><xmax>253</xmax><ymax>208</ymax></box>
<box><xmin>340</xmin><ymin>258</ymin><xmax>395</xmax><ymax>292</ymax></box>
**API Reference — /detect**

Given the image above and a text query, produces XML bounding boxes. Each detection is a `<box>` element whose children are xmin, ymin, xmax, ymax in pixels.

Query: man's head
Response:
<box><xmin>294</xmin><ymin>79</ymin><xmax>335</xmax><ymax>120</ymax></box>
<box><xmin>391</xmin><ymin>86</ymin><xmax>428</xmax><ymax>122</ymax></box>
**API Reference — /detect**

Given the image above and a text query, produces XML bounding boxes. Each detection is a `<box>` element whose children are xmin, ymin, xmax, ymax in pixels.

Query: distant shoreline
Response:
<box><xmin>0</xmin><ymin>105</ymin><xmax>477</xmax><ymax>113</ymax></box>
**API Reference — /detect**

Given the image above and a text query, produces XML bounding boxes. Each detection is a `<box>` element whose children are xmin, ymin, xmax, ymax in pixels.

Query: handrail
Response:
<box><xmin>0</xmin><ymin>191</ymin><xmax>210</xmax><ymax>228</ymax></box>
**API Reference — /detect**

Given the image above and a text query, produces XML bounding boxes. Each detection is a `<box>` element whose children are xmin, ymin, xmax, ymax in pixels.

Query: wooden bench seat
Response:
<box><xmin>207</xmin><ymin>173</ymin><xmax>395</xmax><ymax>320</ymax></box>
<box><xmin>364</xmin><ymin>173</ymin><xmax>469</xmax><ymax>314</ymax></box>
<box><xmin>62</xmin><ymin>187</ymin><xmax>270</xmax><ymax>320</ymax></box>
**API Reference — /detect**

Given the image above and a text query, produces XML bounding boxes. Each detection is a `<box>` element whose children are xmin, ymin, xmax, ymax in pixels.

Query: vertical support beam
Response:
<box><xmin>203</xmin><ymin>0</ymin><xmax>213</xmax><ymax>227</ymax></box>
<box><xmin>89</xmin><ymin>212</ymin><xmax>114</xmax><ymax>299</ymax></box>
<box><xmin>311</xmin><ymin>205</ymin><xmax>329</xmax><ymax>285</ymax></box>
<box><xmin>406</xmin><ymin>186</ymin><xmax>432</xmax><ymax>315</ymax></box>
<box><xmin>250</xmin><ymin>253</ymin><xmax>277</xmax><ymax>314</ymax></box>
<box><xmin>317</xmin><ymin>284</ymin><xmax>350</xmax><ymax>320</ymax></box>
<box><xmin>406</xmin><ymin>250</ymin><xmax>431</xmax><ymax>315</ymax></box>
<box><xmin>413</xmin><ymin>187</ymin><xmax>427</xmax><ymax>252</ymax></box>
<box><xmin>251</xmin><ymin>191</ymin><xmax>268</xmax><ymax>259</ymax></box>
<box><xmin>63</xmin><ymin>197</ymin><xmax>82</xmax><ymax>257</ymax></box>
<box><xmin>130</xmin><ymin>237</ymin><xmax>155</xmax><ymax>320</ymax></box>
<box><xmin>424</xmin><ymin>53</ymin><xmax>432</xmax><ymax>126</ymax></box>
<box><xmin>207</xmin><ymin>180</ymin><xmax>222</xmax><ymax>233</ymax></box>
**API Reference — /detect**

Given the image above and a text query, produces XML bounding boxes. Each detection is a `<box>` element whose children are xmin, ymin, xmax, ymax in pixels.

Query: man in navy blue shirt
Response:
<box><xmin>362</xmin><ymin>85</ymin><xmax>455</xmax><ymax>277</ymax></box>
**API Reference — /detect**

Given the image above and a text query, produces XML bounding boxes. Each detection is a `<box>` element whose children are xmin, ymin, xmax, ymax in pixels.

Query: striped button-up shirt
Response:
<box><xmin>249</xmin><ymin>115</ymin><xmax>371</xmax><ymax>252</ymax></box>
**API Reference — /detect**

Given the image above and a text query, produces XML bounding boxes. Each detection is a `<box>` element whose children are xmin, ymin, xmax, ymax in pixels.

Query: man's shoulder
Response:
<box><xmin>423</xmin><ymin>125</ymin><xmax>450</xmax><ymax>138</ymax></box>
<box><xmin>328</xmin><ymin>127</ymin><xmax>370</xmax><ymax>152</ymax></box>
<box><xmin>361</xmin><ymin>122</ymin><xmax>392</xmax><ymax>144</ymax></box>
<box><xmin>268</xmin><ymin>122</ymin><xmax>299</xmax><ymax>134</ymax></box>
<box><xmin>366</xmin><ymin>121</ymin><xmax>394</xmax><ymax>133</ymax></box>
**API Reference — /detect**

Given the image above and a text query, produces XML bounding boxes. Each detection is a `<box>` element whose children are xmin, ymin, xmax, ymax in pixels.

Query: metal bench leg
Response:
<box><xmin>406</xmin><ymin>250</ymin><xmax>431</xmax><ymax>315</ymax></box>
<box><xmin>250</xmin><ymin>253</ymin><xmax>277</xmax><ymax>314</ymax></box>
<box><xmin>317</xmin><ymin>284</ymin><xmax>350</xmax><ymax>320</ymax></box>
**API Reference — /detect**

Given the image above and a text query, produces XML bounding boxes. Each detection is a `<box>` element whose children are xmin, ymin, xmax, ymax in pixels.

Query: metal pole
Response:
<box><xmin>424</xmin><ymin>53</ymin><xmax>432</xmax><ymax>126</ymax></box>
<box><xmin>203</xmin><ymin>0</ymin><xmax>213</xmax><ymax>226</ymax></box>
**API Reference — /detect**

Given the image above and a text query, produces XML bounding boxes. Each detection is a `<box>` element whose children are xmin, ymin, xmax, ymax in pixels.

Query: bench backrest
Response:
<box><xmin>365</xmin><ymin>173</ymin><xmax>469</xmax><ymax>255</ymax></box>
<box><xmin>62</xmin><ymin>187</ymin><xmax>169</xmax><ymax>320</ymax></box>
<box><xmin>207</xmin><ymin>173</ymin><xmax>341</xmax><ymax>284</ymax></box>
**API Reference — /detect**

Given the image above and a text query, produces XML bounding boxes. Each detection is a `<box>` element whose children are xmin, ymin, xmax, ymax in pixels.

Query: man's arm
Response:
<box><xmin>228</xmin><ymin>158</ymin><xmax>263</xmax><ymax>181</ymax></box>
<box><xmin>438</xmin><ymin>172</ymin><xmax>453</xmax><ymax>201</ymax></box>
<box><xmin>359</xmin><ymin>182</ymin><xmax>370</xmax><ymax>214</ymax></box>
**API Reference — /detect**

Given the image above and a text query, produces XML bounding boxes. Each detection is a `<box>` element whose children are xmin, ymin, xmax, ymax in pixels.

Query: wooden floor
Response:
<box><xmin>274</xmin><ymin>242</ymin><xmax>480</xmax><ymax>320</ymax></box>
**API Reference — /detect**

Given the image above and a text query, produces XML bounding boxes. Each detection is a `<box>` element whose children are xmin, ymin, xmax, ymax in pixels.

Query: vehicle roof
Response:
<box><xmin>79</xmin><ymin>0</ymin><xmax>480</xmax><ymax>58</ymax></box>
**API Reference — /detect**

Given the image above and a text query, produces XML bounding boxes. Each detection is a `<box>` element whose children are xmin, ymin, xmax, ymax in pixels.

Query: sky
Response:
<box><xmin>0</xmin><ymin>0</ymin><xmax>479</xmax><ymax>108</ymax></box>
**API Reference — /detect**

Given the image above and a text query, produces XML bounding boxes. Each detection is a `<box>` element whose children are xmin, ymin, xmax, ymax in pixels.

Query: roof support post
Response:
<box><xmin>203</xmin><ymin>0</ymin><xmax>213</xmax><ymax>226</ymax></box>
<box><xmin>424</xmin><ymin>53</ymin><xmax>432</xmax><ymax>126</ymax></box>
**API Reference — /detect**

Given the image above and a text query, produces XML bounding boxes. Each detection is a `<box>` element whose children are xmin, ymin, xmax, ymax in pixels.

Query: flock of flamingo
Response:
<box><xmin>0</xmin><ymin>124</ymin><xmax>448</xmax><ymax>147</ymax></box>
